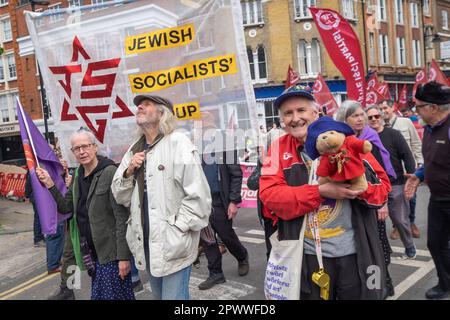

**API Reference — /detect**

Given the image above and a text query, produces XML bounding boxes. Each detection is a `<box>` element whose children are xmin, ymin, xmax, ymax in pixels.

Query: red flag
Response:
<box><xmin>310</xmin><ymin>7</ymin><xmax>366</xmax><ymax>106</ymax></box>
<box><xmin>285</xmin><ymin>65</ymin><xmax>300</xmax><ymax>89</ymax></box>
<box><xmin>392</xmin><ymin>101</ymin><xmax>403</xmax><ymax>116</ymax></box>
<box><xmin>428</xmin><ymin>59</ymin><xmax>450</xmax><ymax>85</ymax></box>
<box><xmin>227</xmin><ymin>109</ymin><xmax>237</xmax><ymax>131</ymax></box>
<box><xmin>312</xmin><ymin>74</ymin><xmax>339</xmax><ymax>116</ymax></box>
<box><xmin>365</xmin><ymin>87</ymin><xmax>383</xmax><ymax>105</ymax></box>
<box><xmin>377</xmin><ymin>81</ymin><xmax>392</xmax><ymax>101</ymax></box>
<box><xmin>398</xmin><ymin>84</ymin><xmax>408</xmax><ymax>109</ymax></box>
<box><xmin>366</xmin><ymin>71</ymin><xmax>379</xmax><ymax>91</ymax></box>
<box><xmin>412</xmin><ymin>67</ymin><xmax>427</xmax><ymax>100</ymax></box>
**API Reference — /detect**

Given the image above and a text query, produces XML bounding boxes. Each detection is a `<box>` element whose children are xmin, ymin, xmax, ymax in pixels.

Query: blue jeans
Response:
<box><xmin>130</xmin><ymin>257</ymin><xmax>140</xmax><ymax>283</ymax></box>
<box><xmin>147</xmin><ymin>265</ymin><xmax>191</xmax><ymax>300</ymax></box>
<box><xmin>31</xmin><ymin>201</ymin><xmax>44</xmax><ymax>244</ymax></box>
<box><xmin>45</xmin><ymin>223</ymin><xmax>65</xmax><ymax>270</ymax></box>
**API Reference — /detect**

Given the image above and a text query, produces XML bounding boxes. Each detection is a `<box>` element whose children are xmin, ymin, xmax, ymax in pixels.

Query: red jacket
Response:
<box><xmin>316</xmin><ymin>135</ymin><xmax>366</xmax><ymax>181</ymax></box>
<box><xmin>260</xmin><ymin>134</ymin><xmax>391</xmax><ymax>224</ymax></box>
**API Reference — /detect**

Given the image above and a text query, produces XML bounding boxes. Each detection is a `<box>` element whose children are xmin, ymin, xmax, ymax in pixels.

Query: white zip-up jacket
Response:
<box><xmin>111</xmin><ymin>132</ymin><xmax>211</xmax><ymax>277</ymax></box>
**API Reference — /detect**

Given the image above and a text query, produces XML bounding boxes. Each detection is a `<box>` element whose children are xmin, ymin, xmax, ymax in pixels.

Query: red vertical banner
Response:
<box><xmin>428</xmin><ymin>59</ymin><xmax>450</xmax><ymax>85</ymax></box>
<box><xmin>285</xmin><ymin>65</ymin><xmax>300</xmax><ymax>89</ymax></box>
<box><xmin>398</xmin><ymin>84</ymin><xmax>408</xmax><ymax>109</ymax></box>
<box><xmin>412</xmin><ymin>67</ymin><xmax>427</xmax><ymax>100</ymax></box>
<box><xmin>310</xmin><ymin>7</ymin><xmax>366</xmax><ymax>106</ymax></box>
<box><xmin>312</xmin><ymin>74</ymin><xmax>339</xmax><ymax>116</ymax></box>
<box><xmin>377</xmin><ymin>81</ymin><xmax>392</xmax><ymax>101</ymax></box>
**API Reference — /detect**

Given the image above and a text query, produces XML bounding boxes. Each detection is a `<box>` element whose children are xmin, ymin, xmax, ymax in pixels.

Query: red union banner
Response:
<box><xmin>377</xmin><ymin>81</ymin><xmax>392</xmax><ymax>101</ymax></box>
<box><xmin>398</xmin><ymin>84</ymin><xmax>408</xmax><ymax>109</ymax></box>
<box><xmin>310</xmin><ymin>7</ymin><xmax>366</xmax><ymax>106</ymax></box>
<box><xmin>412</xmin><ymin>67</ymin><xmax>427</xmax><ymax>101</ymax></box>
<box><xmin>312</xmin><ymin>74</ymin><xmax>339</xmax><ymax>116</ymax></box>
<box><xmin>428</xmin><ymin>59</ymin><xmax>450</xmax><ymax>85</ymax></box>
<box><xmin>285</xmin><ymin>65</ymin><xmax>300</xmax><ymax>89</ymax></box>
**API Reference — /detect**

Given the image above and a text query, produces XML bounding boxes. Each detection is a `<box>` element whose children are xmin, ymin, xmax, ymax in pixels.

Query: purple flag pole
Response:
<box><xmin>16</xmin><ymin>98</ymin><xmax>71</xmax><ymax>235</ymax></box>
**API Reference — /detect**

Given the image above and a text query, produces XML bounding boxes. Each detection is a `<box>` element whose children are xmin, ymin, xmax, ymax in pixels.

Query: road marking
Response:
<box><xmin>245</xmin><ymin>229</ymin><xmax>265</xmax><ymax>236</ymax></box>
<box><xmin>135</xmin><ymin>275</ymin><xmax>256</xmax><ymax>300</ymax></box>
<box><xmin>387</xmin><ymin>259</ymin><xmax>435</xmax><ymax>300</ymax></box>
<box><xmin>0</xmin><ymin>272</ymin><xmax>60</xmax><ymax>300</ymax></box>
<box><xmin>391</xmin><ymin>258</ymin><xmax>430</xmax><ymax>268</ymax></box>
<box><xmin>238</xmin><ymin>236</ymin><xmax>265</xmax><ymax>244</ymax></box>
<box><xmin>0</xmin><ymin>271</ymin><xmax>48</xmax><ymax>298</ymax></box>
<box><xmin>391</xmin><ymin>246</ymin><xmax>431</xmax><ymax>257</ymax></box>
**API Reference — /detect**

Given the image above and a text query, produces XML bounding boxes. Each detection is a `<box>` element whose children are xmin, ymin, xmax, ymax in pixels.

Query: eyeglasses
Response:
<box><xmin>412</xmin><ymin>104</ymin><xmax>432</xmax><ymax>113</ymax></box>
<box><xmin>71</xmin><ymin>143</ymin><xmax>94</xmax><ymax>154</ymax></box>
<box><xmin>368</xmin><ymin>115</ymin><xmax>381</xmax><ymax>120</ymax></box>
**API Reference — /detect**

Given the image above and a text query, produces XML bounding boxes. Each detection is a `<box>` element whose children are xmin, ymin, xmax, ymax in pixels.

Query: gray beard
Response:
<box><xmin>418</xmin><ymin>117</ymin><xmax>428</xmax><ymax>126</ymax></box>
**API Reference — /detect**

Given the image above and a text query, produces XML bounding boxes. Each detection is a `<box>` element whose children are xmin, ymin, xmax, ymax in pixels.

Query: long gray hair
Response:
<box><xmin>134</xmin><ymin>103</ymin><xmax>177</xmax><ymax>139</ymax></box>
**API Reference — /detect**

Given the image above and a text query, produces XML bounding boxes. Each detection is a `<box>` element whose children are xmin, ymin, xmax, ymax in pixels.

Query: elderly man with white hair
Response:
<box><xmin>259</xmin><ymin>85</ymin><xmax>390</xmax><ymax>300</ymax></box>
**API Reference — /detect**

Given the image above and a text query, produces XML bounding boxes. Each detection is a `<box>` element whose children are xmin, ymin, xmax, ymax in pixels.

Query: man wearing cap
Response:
<box><xmin>259</xmin><ymin>85</ymin><xmax>390</xmax><ymax>300</ymax></box>
<box><xmin>111</xmin><ymin>95</ymin><xmax>212</xmax><ymax>300</ymax></box>
<box><xmin>405</xmin><ymin>81</ymin><xmax>450</xmax><ymax>300</ymax></box>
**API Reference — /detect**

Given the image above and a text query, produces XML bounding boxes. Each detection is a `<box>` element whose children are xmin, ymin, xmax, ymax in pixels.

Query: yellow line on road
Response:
<box><xmin>0</xmin><ymin>272</ymin><xmax>59</xmax><ymax>300</ymax></box>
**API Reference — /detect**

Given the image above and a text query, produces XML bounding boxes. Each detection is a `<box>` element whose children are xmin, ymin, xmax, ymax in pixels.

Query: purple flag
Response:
<box><xmin>16</xmin><ymin>98</ymin><xmax>70</xmax><ymax>235</ymax></box>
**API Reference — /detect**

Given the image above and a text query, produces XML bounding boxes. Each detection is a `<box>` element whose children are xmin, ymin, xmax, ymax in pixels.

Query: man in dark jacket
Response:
<box><xmin>197</xmin><ymin>112</ymin><xmax>248</xmax><ymax>290</ymax></box>
<box><xmin>367</xmin><ymin>106</ymin><xmax>417</xmax><ymax>259</ymax></box>
<box><xmin>405</xmin><ymin>81</ymin><xmax>450</xmax><ymax>299</ymax></box>
<box><xmin>260</xmin><ymin>85</ymin><xmax>391</xmax><ymax>300</ymax></box>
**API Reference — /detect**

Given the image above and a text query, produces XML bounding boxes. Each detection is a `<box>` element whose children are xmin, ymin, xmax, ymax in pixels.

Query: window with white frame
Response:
<box><xmin>298</xmin><ymin>39</ymin><xmax>321</xmax><ymax>77</ymax></box>
<box><xmin>377</xmin><ymin>0</ymin><xmax>387</xmax><ymax>21</ymax></box>
<box><xmin>6</xmin><ymin>54</ymin><xmax>15</xmax><ymax>79</ymax></box>
<box><xmin>0</xmin><ymin>95</ymin><xmax>9</xmax><ymax>123</ymax></box>
<box><xmin>49</xmin><ymin>4</ymin><xmax>63</xmax><ymax>23</ymax></box>
<box><xmin>443</xmin><ymin>11</ymin><xmax>449</xmax><ymax>30</ymax></box>
<box><xmin>413</xmin><ymin>39</ymin><xmax>421</xmax><ymax>67</ymax></box>
<box><xmin>423</xmin><ymin>0</ymin><xmax>430</xmax><ymax>16</ymax></box>
<box><xmin>247</xmin><ymin>46</ymin><xmax>255</xmax><ymax>80</ymax></box>
<box><xmin>1</xmin><ymin>18</ymin><xmax>12</xmax><ymax>42</ymax></box>
<box><xmin>294</xmin><ymin>0</ymin><xmax>316</xmax><ymax>19</ymax></box>
<box><xmin>247</xmin><ymin>45</ymin><xmax>267</xmax><ymax>82</ymax></box>
<box><xmin>0</xmin><ymin>0</ymin><xmax>8</xmax><ymax>6</ymax></box>
<box><xmin>257</xmin><ymin>45</ymin><xmax>267</xmax><ymax>80</ymax></box>
<box><xmin>411</xmin><ymin>3</ymin><xmax>419</xmax><ymax>27</ymax></box>
<box><xmin>11</xmin><ymin>92</ymin><xmax>18</xmax><ymax>120</ymax></box>
<box><xmin>369</xmin><ymin>32</ymin><xmax>375</xmax><ymax>65</ymax></box>
<box><xmin>0</xmin><ymin>57</ymin><xmax>3</xmax><ymax>82</ymax></box>
<box><xmin>395</xmin><ymin>0</ymin><xmax>403</xmax><ymax>24</ymax></box>
<box><xmin>396</xmin><ymin>37</ymin><xmax>406</xmax><ymax>65</ymax></box>
<box><xmin>69</xmin><ymin>0</ymin><xmax>82</xmax><ymax>6</ymax></box>
<box><xmin>342</xmin><ymin>0</ymin><xmax>356</xmax><ymax>20</ymax></box>
<box><xmin>202</xmin><ymin>78</ymin><xmax>212</xmax><ymax>94</ymax></box>
<box><xmin>241</xmin><ymin>0</ymin><xmax>263</xmax><ymax>26</ymax></box>
<box><xmin>379</xmin><ymin>34</ymin><xmax>389</xmax><ymax>64</ymax></box>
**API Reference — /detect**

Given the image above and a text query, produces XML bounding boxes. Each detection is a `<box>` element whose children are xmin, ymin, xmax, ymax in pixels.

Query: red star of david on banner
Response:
<box><xmin>49</xmin><ymin>36</ymin><xmax>133</xmax><ymax>143</ymax></box>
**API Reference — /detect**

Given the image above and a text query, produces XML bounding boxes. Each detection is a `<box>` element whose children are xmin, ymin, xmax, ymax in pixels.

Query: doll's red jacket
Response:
<box><xmin>316</xmin><ymin>135</ymin><xmax>366</xmax><ymax>181</ymax></box>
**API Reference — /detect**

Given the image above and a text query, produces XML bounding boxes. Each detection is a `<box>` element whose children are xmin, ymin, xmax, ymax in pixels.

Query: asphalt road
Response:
<box><xmin>0</xmin><ymin>185</ymin><xmax>446</xmax><ymax>300</ymax></box>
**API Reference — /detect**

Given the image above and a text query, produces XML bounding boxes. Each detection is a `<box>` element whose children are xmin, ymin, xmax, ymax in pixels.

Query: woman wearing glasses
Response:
<box><xmin>36</xmin><ymin>128</ymin><xmax>134</xmax><ymax>300</ymax></box>
<box><xmin>335</xmin><ymin>101</ymin><xmax>397</xmax><ymax>299</ymax></box>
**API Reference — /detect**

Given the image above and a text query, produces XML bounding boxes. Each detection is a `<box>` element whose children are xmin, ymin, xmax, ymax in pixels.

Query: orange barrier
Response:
<box><xmin>1</xmin><ymin>173</ymin><xmax>26</xmax><ymax>199</ymax></box>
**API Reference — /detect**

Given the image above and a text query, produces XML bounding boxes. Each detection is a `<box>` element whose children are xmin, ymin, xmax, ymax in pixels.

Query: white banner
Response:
<box><xmin>25</xmin><ymin>0</ymin><xmax>257</xmax><ymax>166</ymax></box>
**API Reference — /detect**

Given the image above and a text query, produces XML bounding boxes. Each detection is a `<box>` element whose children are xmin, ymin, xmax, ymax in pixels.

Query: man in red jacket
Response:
<box><xmin>259</xmin><ymin>85</ymin><xmax>391</xmax><ymax>300</ymax></box>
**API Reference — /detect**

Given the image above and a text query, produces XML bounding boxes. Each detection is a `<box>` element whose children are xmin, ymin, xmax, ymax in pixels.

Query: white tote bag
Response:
<box><xmin>264</xmin><ymin>157</ymin><xmax>318</xmax><ymax>300</ymax></box>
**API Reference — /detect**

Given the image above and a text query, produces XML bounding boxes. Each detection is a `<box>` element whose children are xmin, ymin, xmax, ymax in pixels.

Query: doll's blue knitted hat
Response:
<box><xmin>305</xmin><ymin>116</ymin><xmax>354</xmax><ymax>160</ymax></box>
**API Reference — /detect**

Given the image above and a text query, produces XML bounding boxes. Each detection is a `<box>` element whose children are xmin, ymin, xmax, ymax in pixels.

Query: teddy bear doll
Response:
<box><xmin>305</xmin><ymin>116</ymin><xmax>372</xmax><ymax>191</ymax></box>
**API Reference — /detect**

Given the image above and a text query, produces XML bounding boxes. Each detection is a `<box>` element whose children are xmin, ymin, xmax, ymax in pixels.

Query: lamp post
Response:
<box><xmin>30</xmin><ymin>0</ymin><xmax>51</xmax><ymax>142</ymax></box>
